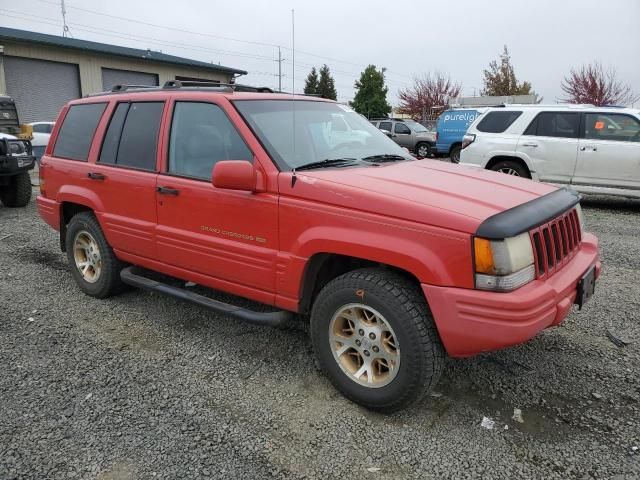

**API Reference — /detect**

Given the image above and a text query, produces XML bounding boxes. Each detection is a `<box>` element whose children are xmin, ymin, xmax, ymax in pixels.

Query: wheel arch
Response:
<box><xmin>485</xmin><ymin>155</ymin><xmax>533</xmax><ymax>179</ymax></box>
<box><xmin>298</xmin><ymin>253</ymin><xmax>425</xmax><ymax>314</ymax></box>
<box><xmin>58</xmin><ymin>201</ymin><xmax>95</xmax><ymax>252</ymax></box>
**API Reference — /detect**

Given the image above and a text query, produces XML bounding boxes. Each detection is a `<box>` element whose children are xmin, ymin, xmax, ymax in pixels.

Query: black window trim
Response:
<box><xmin>164</xmin><ymin>99</ymin><xmax>255</xmax><ymax>183</ymax></box>
<box><xmin>52</xmin><ymin>101</ymin><xmax>109</xmax><ymax>162</ymax></box>
<box><xmin>581</xmin><ymin>111</ymin><xmax>640</xmax><ymax>143</ymax></box>
<box><xmin>96</xmin><ymin>100</ymin><xmax>166</xmax><ymax>173</ymax></box>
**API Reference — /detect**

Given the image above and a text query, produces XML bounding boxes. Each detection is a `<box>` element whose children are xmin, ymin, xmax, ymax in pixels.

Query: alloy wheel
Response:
<box><xmin>329</xmin><ymin>303</ymin><xmax>400</xmax><ymax>388</ymax></box>
<box><xmin>73</xmin><ymin>230</ymin><xmax>102</xmax><ymax>283</ymax></box>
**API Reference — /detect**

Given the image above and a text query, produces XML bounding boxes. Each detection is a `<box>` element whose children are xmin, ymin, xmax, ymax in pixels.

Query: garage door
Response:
<box><xmin>102</xmin><ymin>68</ymin><xmax>159</xmax><ymax>91</ymax></box>
<box><xmin>3</xmin><ymin>56</ymin><xmax>81</xmax><ymax>123</ymax></box>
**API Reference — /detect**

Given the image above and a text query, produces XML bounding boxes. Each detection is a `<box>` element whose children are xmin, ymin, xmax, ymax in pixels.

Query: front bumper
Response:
<box><xmin>423</xmin><ymin>233</ymin><xmax>600</xmax><ymax>358</ymax></box>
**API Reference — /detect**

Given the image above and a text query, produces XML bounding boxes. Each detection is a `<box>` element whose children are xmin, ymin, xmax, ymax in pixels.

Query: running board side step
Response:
<box><xmin>120</xmin><ymin>266</ymin><xmax>294</xmax><ymax>327</ymax></box>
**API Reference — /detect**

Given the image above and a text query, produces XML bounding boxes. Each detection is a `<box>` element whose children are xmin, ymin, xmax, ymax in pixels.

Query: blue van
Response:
<box><xmin>435</xmin><ymin>108</ymin><xmax>484</xmax><ymax>163</ymax></box>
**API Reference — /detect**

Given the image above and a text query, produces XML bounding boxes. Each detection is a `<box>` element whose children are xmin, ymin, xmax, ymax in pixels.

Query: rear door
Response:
<box><xmin>515</xmin><ymin>111</ymin><xmax>580</xmax><ymax>184</ymax></box>
<box><xmin>572</xmin><ymin>112</ymin><xmax>640</xmax><ymax>191</ymax></box>
<box><xmin>87</xmin><ymin>100</ymin><xmax>165</xmax><ymax>258</ymax></box>
<box><xmin>154</xmin><ymin>98</ymin><xmax>278</xmax><ymax>296</ymax></box>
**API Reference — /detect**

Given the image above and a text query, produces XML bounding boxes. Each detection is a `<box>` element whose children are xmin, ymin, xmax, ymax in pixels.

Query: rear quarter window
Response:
<box><xmin>53</xmin><ymin>103</ymin><xmax>107</xmax><ymax>161</ymax></box>
<box><xmin>476</xmin><ymin>111</ymin><xmax>522</xmax><ymax>133</ymax></box>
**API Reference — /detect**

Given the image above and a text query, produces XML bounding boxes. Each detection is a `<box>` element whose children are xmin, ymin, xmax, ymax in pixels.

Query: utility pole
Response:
<box><xmin>61</xmin><ymin>0</ymin><xmax>70</xmax><ymax>37</ymax></box>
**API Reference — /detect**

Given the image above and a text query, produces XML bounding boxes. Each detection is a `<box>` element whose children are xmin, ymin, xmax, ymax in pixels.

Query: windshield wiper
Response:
<box><xmin>294</xmin><ymin>158</ymin><xmax>359</xmax><ymax>172</ymax></box>
<box><xmin>361</xmin><ymin>154</ymin><xmax>410</xmax><ymax>163</ymax></box>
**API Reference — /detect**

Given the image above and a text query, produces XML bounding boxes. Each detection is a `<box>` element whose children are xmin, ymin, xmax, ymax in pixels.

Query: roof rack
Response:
<box><xmin>87</xmin><ymin>81</ymin><xmax>286</xmax><ymax>98</ymax></box>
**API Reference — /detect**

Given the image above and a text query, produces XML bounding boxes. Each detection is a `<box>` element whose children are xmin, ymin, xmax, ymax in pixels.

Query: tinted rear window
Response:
<box><xmin>53</xmin><ymin>103</ymin><xmax>107</xmax><ymax>161</ymax></box>
<box><xmin>112</xmin><ymin>102</ymin><xmax>163</xmax><ymax>170</ymax></box>
<box><xmin>476</xmin><ymin>111</ymin><xmax>522</xmax><ymax>133</ymax></box>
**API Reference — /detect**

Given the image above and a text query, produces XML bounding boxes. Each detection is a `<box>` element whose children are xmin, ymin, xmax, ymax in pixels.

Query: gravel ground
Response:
<box><xmin>1</xmin><ymin>184</ymin><xmax>639</xmax><ymax>479</ymax></box>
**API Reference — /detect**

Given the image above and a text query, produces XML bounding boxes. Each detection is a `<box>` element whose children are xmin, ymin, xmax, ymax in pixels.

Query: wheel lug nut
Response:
<box><xmin>363</xmin><ymin>350</ymin><xmax>370</xmax><ymax>357</ymax></box>
<box><xmin>358</xmin><ymin>329</ymin><xmax>364</xmax><ymax>336</ymax></box>
<box><xmin>369</xmin><ymin>332</ymin><xmax>376</xmax><ymax>340</ymax></box>
<box><xmin>355</xmin><ymin>339</ymin><xmax>361</xmax><ymax>346</ymax></box>
<box><xmin>373</xmin><ymin>346</ymin><xmax>379</xmax><ymax>353</ymax></box>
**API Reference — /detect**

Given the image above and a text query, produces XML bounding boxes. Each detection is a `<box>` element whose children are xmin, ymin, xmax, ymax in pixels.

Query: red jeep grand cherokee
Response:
<box><xmin>37</xmin><ymin>82</ymin><xmax>600</xmax><ymax>412</ymax></box>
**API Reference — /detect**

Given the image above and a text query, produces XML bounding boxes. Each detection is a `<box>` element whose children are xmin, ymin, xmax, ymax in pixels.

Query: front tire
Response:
<box><xmin>310</xmin><ymin>268</ymin><xmax>445</xmax><ymax>412</ymax></box>
<box><xmin>65</xmin><ymin>212</ymin><xmax>126</xmax><ymax>298</ymax></box>
<box><xmin>415</xmin><ymin>142</ymin><xmax>432</xmax><ymax>158</ymax></box>
<box><xmin>0</xmin><ymin>172</ymin><xmax>32</xmax><ymax>207</ymax></box>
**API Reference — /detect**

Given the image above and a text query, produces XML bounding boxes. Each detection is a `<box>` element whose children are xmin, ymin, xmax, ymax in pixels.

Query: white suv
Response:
<box><xmin>460</xmin><ymin>105</ymin><xmax>640</xmax><ymax>198</ymax></box>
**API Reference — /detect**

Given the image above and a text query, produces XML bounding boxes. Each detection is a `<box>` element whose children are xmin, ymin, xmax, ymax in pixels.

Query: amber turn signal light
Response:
<box><xmin>474</xmin><ymin>237</ymin><xmax>495</xmax><ymax>275</ymax></box>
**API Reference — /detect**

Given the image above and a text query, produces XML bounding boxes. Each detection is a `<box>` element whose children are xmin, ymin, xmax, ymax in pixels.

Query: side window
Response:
<box><xmin>168</xmin><ymin>102</ymin><xmax>252</xmax><ymax>180</ymax></box>
<box><xmin>394</xmin><ymin>123</ymin><xmax>411</xmax><ymax>134</ymax></box>
<box><xmin>99</xmin><ymin>103</ymin><xmax>129</xmax><ymax>165</ymax></box>
<box><xmin>379</xmin><ymin>121</ymin><xmax>392</xmax><ymax>132</ymax></box>
<box><xmin>53</xmin><ymin>103</ymin><xmax>107</xmax><ymax>161</ymax></box>
<box><xmin>531</xmin><ymin>112</ymin><xmax>579</xmax><ymax>138</ymax></box>
<box><xmin>584</xmin><ymin>113</ymin><xmax>640</xmax><ymax>142</ymax></box>
<box><xmin>476</xmin><ymin>111</ymin><xmax>522</xmax><ymax>133</ymax></box>
<box><xmin>117</xmin><ymin>103</ymin><xmax>164</xmax><ymax>170</ymax></box>
<box><xmin>32</xmin><ymin>124</ymin><xmax>47</xmax><ymax>134</ymax></box>
<box><xmin>98</xmin><ymin>102</ymin><xmax>164</xmax><ymax>170</ymax></box>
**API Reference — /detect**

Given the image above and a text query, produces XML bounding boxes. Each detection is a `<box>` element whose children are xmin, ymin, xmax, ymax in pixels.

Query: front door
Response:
<box><xmin>155</xmin><ymin>100</ymin><xmax>278</xmax><ymax>296</ymax></box>
<box><xmin>393</xmin><ymin>122</ymin><xmax>413</xmax><ymax>149</ymax></box>
<box><xmin>516</xmin><ymin>111</ymin><xmax>580</xmax><ymax>184</ymax></box>
<box><xmin>572</xmin><ymin>112</ymin><xmax>640</xmax><ymax>191</ymax></box>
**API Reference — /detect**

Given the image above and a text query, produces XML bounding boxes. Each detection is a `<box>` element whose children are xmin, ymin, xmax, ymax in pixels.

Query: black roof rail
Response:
<box><xmin>87</xmin><ymin>81</ymin><xmax>276</xmax><ymax>98</ymax></box>
<box><xmin>162</xmin><ymin>80</ymin><xmax>274</xmax><ymax>93</ymax></box>
<box><xmin>163</xmin><ymin>80</ymin><xmax>233</xmax><ymax>91</ymax></box>
<box><xmin>111</xmin><ymin>84</ymin><xmax>157</xmax><ymax>92</ymax></box>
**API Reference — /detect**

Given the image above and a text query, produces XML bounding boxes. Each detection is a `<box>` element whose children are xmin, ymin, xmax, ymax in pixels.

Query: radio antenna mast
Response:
<box><xmin>290</xmin><ymin>8</ymin><xmax>297</xmax><ymax>186</ymax></box>
<box><xmin>61</xmin><ymin>0</ymin><xmax>71</xmax><ymax>38</ymax></box>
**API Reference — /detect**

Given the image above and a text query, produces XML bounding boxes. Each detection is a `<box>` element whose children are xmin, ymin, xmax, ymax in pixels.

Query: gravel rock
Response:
<box><xmin>1</xmin><ymin>188</ymin><xmax>639</xmax><ymax>479</ymax></box>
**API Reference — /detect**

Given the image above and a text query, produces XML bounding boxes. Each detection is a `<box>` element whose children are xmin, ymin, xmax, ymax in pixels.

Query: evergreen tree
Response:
<box><xmin>481</xmin><ymin>45</ymin><xmax>535</xmax><ymax>96</ymax></box>
<box><xmin>303</xmin><ymin>67</ymin><xmax>319</xmax><ymax>95</ymax></box>
<box><xmin>350</xmin><ymin>65</ymin><xmax>391</xmax><ymax>118</ymax></box>
<box><xmin>317</xmin><ymin>64</ymin><xmax>337</xmax><ymax>100</ymax></box>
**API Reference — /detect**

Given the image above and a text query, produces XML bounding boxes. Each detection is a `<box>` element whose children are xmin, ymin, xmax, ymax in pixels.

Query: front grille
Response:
<box><xmin>530</xmin><ymin>208</ymin><xmax>582</xmax><ymax>278</ymax></box>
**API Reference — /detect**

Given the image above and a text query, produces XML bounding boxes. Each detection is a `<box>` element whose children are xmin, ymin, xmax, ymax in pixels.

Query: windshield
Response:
<box><xmin>404</xmin><ymin>119</ymin><xmax>428</xmax><ymax>133</ymax></box>
<box><xmin>233</xmin><ymin>100</ymin><xmax>412</xmax><ymax>170</ymax></box>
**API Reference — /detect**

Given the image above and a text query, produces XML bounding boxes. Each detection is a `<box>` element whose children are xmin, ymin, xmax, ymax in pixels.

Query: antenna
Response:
<box><xmin>290</xmin><ymin>9</ymin><xmax>297</xmax><ymax>186</ymax></box>
<box><xmin>60</xmin><ymin>0</ymin><xmax>71</xmax><ymax>38</ymax></box>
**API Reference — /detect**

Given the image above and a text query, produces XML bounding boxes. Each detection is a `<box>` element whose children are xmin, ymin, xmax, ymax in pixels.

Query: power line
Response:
<box><xmin>0</xmin><ymin>9</ymin><xmax>277</xmax><ymax>62</ymax></box>
<box><xmin>30</xmin><ymin>0</ymin><xmax>414</xmax><ymax>82</ymax></box>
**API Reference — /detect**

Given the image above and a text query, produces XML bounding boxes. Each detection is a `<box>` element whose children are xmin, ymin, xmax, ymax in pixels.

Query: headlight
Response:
<box><xmin>575</xmin><ymin>204</ymin><xmax>585</xmax><ymax>233</ymax></box>
<box><xmin>474</xmin><ymin>232</ymin><xmax>536</xmax><ymax>292</ymax></box>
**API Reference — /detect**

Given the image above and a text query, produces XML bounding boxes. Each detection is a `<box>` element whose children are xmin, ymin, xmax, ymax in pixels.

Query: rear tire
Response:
<box><xmin>489</xmin><ymin>159</ymin><xmax>529</xmax><ymax>178</ymax></box>
<box><xmin>65</xmin><ymin>212</ymin><xmax>126</xmax><ymax>298</ymax></box>
<box><xmin>310</xmin><ymin>268</ymin><xmax>445</xmax><ymax>412</ymax></box>
<box><xmin>449</xmin><ymin>146</ymin><xmax>461</xmax><ymax>164</ymax></box>
<box><xmin>0</xmin><ymin>172</ymin><xmax>32</xmax><ymax>207</ymax></box>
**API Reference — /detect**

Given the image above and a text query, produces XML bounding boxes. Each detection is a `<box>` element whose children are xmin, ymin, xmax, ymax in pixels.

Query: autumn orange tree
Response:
<box><xmin>397</xmin><ymin>72</ymin><xmax>461</xmax><ymax>120</ymax></box>
<box><xmin>561</xmin><ymin>62</ymin><xmax>638</xmax><ymax>106</ymax></box>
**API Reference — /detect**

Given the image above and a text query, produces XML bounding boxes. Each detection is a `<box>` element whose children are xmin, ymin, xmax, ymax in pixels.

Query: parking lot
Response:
<box><xmin>1</xmin><ymin>184</ymin><xmax>639</xmax><ymax>479</ymax></box>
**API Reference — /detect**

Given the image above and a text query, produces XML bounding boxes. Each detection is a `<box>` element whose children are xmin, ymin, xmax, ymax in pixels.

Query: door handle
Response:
<box><xmin>521</xmin><ymin>143</ymin><xmax>538</xmax><ymax>147</ymax></box>
<box><xmin>87</xmin><ymin>172</ymin><xmax>106</xmax><ymax>180</ymax></box>
<box><xmin>580</xmin><ymin>146</ymin><xmax>597</xmax><ymax>152</ymax></box>
<box><xmin>157</xmin><ymin>186</ymin><xmax>180</xmax><ymax>196</ymax></box>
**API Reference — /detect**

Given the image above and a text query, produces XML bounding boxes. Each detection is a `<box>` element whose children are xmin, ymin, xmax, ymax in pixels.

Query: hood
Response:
<box><xmin>281</xmin><ymin>159</ymin><xmax>557</xmax><ymax>235</ymax></box>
